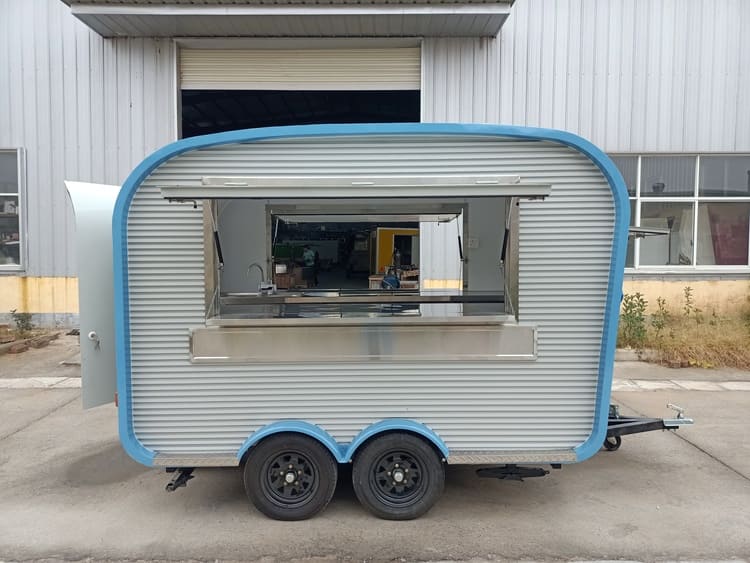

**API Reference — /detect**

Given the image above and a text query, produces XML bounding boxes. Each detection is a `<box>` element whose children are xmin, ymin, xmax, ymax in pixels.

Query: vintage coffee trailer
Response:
<box><xmin>68</xmin><ymin>122</ymin><xmax>643</xmax><ymax>521</ymax></box>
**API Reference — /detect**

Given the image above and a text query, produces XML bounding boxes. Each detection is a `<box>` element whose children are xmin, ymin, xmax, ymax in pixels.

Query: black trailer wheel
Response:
<box><xmin>603</xmin><ymin>435</ymin><xmax>622</xmax><ymax>451</ymax></box>
<box><xmin>243</xmin><ymin>434</ymin><xmax>337</xmax><ymax>521</ymax></box>
<box><xmin>352</xmin><ymin>433</ymin><xmax>444</xmax><ymax>520</ymax></box>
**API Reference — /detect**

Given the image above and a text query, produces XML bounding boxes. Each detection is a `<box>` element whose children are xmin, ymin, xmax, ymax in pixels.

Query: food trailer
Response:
<box><xmin>67</xmin><ymin>123</ymin><xmax>690</xmax><ymax>521</ymax></box>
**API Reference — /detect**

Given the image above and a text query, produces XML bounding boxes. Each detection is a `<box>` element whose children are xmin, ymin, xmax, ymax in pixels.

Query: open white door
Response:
<box><xmin>65</xmin><ymin>181</ymin><xmax>119</xmax><ymax>408</ymax></box>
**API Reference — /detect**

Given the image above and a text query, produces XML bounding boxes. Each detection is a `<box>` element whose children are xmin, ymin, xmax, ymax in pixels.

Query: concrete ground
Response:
<box><xmin>0</xmin><ymin>333</ymin><xmax>80</xmax><ymax>379</ymax></box>
<box><xmin>0</xmin><ymin>348</ymin><xmax>748</xmax><ymax>561</ymax></box>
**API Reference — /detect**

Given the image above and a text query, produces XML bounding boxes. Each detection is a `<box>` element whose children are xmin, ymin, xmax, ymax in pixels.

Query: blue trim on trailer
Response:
<box><xmin>343</xmin><ymin>419</ymin><xmax>449</xmax><ymax>461</ymax></box>
<box><xmin>567</xmin><ymin>140</ymin><xmax>629</xmax><ymax>462</ymax></box>
<box><xmin>112</xmin><ymin>123</ymin><xmax>629</xmax><ymax>467</ymax></box>
<box><xmin>235</xmin><ymin>418</ymin><xmax>449</xmax><ymax>463</ymax></box>
<box><xmin>236</xmin><ymin>420</ymin><xmax>345</xmax><ymax>462</ymax></box>
<box><xmin>113</xmin><ymin>169</ymin><xmax>154</xmax><ymax>467</ymax></box>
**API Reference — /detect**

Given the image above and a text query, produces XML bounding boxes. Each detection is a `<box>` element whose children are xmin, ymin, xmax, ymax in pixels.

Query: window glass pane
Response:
<box><xmin>611</xmin><ymin>156</ymin><xmax>637</xmax><ymax>196</ymax></box>
<box><xmin>640</xmin><ymin>202</ymin><xmax>694</xmax><ymax>265</ymax></box>
<box><xmin>699</xmin><ymin>156</ymin><xmax>750</xmax><ymax>197</ymax></box>
<box><xmin>0</xmin><ymin>152</ymin><xmax>18</xmax><ymax>194</ymax></box>
<box><xmin>626</xmin><ymin>199</ymin><xmax>635</xmax><ymax>267</ymax></box>
<box><xmin>0</xmin><ymin>195</ymin><xmax>20</xmax><ymax>265</ymax></box>
<box><xmin>696</xmin><ymin>202</ymin><xmax>749</xmax><ymax>265</ymax></box>
<box><xmin>641</xmin><ymin>156</ymin><xmax>695</xmax><ymax>197</ymax></box>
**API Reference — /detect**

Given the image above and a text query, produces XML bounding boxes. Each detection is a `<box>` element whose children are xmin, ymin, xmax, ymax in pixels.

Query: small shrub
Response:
<box><xmin>10</xmin><ymin>309</ymin><xmax>34</xmax><ymax>338</ymax></box>
<box><xmin>682</xmin><ymin>286</ymin><xmax>703</xmax><ymax>324</ymax></box>
<box><xmin>651</xmin><ymin>297</ymin><xmax>670</xmax><ymax>339</ymax></box>
<box><xmin>709</xmin><ymin>308</ymin><xmax>719</xmax><ymax>326</ymax></box>
<box><xmin>619</xmin><ymin>292</ymin><xmax>648</xmax><ymax>349</ymax></box>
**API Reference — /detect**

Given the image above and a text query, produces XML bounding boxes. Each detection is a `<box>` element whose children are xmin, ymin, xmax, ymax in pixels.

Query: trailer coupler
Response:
<box><xmin>604</xmin><ymin>403</ymin><xmax>694</xmax><ymax>451</ymax></box>
<box><xmin>165</xmin><ymin>467</ymin><xmax>194</xmax><ymax>492</ymax></box>
<box><xmin>476</xmin><ymin>464</ymin><xmax>561</xmax><ymax>481</ymax></box>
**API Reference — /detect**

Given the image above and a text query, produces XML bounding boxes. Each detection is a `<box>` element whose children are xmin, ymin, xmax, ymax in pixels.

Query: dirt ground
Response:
<box><xmin>0</xmin><ymin>333</ymin><xmax>80</xmax><ymax>379</ymax></box>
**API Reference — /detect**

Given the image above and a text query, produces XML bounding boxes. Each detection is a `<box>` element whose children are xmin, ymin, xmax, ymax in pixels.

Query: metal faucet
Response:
<box><xmin>247</xmin><ymin>262</ymin><xmax>266</xmax><ymax>288</ymax></box>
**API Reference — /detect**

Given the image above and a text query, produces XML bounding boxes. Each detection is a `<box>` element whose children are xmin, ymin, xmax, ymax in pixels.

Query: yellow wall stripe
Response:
<box><xmin>622</xmin><ymin>279</ymin><xmax>749</xmax><ymax>315</ymax></box>
<box><xmin>0</xmin><ymin>276</ymin><xmax>79</xmax><ymax>314</ymax></box>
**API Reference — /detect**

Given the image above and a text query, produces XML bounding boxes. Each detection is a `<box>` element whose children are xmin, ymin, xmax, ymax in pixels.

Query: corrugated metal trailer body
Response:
<box><xmin>114</xmin><ymin>123</ymin><xmax>628</xmax><ymax>468</ymax></box>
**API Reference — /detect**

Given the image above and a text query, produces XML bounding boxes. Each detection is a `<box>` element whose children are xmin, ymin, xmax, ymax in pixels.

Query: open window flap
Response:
<box><xmin>65</xmin><ymin>181</ymin><xmax>120</xmax><ymax>409</ymax></box>
<box><xmin>504</xmin><ymin>198</ymin><xmax>519</xmax><ymax>319</ymax></box>
<box><xmin>628</xmin><ymin>226</ymin><xmax>670</xmax><ymax>239</ymax></box>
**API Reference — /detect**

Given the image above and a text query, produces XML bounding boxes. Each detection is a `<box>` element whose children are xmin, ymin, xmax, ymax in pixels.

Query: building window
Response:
<box><xmin>611</xmin><ymin>156</ymin><xmax>637</xmax><ymax>267</ymax></box>
<box><xmin>611</xmin><ymin>154</ymin><xmax>750</xmax><ymax>270</ymax></box>
<box><xmin>0</xmin><ymin>149</ymin><xmax>23</xmax><ymax>269</ymax></box>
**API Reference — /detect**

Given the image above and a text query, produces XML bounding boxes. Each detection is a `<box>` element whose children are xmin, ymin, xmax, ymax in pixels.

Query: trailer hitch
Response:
<box><xmin>165</xmin><ymin>467</ymin><xmax>194</xmax><ymax>492</ymax></box>
<box><xmin>476</xmin><ymin>464</ymin><xmax>560</xmax><ymax>481</ymax></box>
<box><xmin>604</xmin><ymin>403</ymin><xmax>694</xmax><ymax>451</ymax></box>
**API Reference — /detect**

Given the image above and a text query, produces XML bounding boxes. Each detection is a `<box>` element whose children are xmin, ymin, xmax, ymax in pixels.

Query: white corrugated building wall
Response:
<box><xmin>0</xmin><ymin>0</ymin><xmax>748</xmax><ymax>324</ymax></box>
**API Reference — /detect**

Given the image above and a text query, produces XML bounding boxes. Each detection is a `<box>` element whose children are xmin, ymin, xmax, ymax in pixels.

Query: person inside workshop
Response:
<box><xmin>302</xmin><ymin>245</ymin><xmax>319</xmax><ymax>286</ymax></box>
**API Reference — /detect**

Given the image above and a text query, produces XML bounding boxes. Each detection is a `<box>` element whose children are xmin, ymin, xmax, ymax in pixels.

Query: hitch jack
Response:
<box><xmin>165</xmin><ymin>467</ymin><xmax>194</xmax><ymax>492</ymax></box>
<box><xmin>476</xmin><ymin>464</ymin><xmax>560</xmax><ymax>481</ymax></box>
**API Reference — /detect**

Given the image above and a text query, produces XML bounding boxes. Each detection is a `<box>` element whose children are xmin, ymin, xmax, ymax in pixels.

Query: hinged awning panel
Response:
<box><xmin>160</xmin><ymin>175</ymin><xmax>551</xmax><ymax>199</ymax></box>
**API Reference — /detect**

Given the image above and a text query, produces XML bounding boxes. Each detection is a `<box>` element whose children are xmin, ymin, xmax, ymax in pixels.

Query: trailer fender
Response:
<box><xmin>343</xmin><ymin>419</ymin><xmax>449</xmax><ymax>462</ymax></box>
<box><xmin>236</xmin><ymin>421</ymin><xmax>344</xmax><ymax>463</ymax></box>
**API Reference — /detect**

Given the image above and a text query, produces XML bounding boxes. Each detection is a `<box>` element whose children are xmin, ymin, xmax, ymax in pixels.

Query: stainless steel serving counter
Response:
<box><xmin>219</xmin><ymin>290</ymin><xmax>505</xmax><ymax>306</ymax></box>
<box><xmin>192</xmin><ymin>313</ymin><xmax>534</xmax><ymax>364</ymax></box>
<box><xmin>206</xmin><ymin>314</ymin><xmax>516</xmax><ymax>327</ymax></box>
<box><xmin>213</xmin><ymin>289</ymin><xmax>506</xmax><ymax>322</ymax></box>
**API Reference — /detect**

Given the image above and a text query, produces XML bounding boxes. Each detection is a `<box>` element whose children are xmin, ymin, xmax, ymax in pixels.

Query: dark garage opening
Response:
<box><xmin>181</xmin><ymin>90</ymin><xmax>420</xmax><ymax>138</ymax></box>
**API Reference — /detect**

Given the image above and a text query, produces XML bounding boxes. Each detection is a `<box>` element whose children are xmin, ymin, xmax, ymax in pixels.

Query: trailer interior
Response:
<box><xmin>204</xmin><ymin>196</ymin><xmax>510</xmax><ymax>320</ymax></box>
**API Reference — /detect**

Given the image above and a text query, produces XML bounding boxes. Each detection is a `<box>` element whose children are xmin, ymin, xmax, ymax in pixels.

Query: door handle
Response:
<box><xmin>87</xmin><ymin>330</ymin><xmax>101</xmax><ymax>350</ymax></box>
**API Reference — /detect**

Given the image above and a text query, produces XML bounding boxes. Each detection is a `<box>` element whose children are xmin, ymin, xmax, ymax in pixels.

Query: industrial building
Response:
<box><xmin>1</xmin><ymin>0</ymin><xmax>749</xmax><ymax>326</ymax></box>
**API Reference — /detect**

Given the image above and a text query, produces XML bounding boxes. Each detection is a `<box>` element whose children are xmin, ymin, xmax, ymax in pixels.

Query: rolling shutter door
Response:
<box><xmin>180</xmin><ymin>48</ymin><xmax>421</xmax><ymax>91</ymax></box>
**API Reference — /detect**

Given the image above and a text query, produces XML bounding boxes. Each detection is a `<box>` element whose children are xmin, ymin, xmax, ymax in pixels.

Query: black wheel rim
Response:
<box><xmin>369</xmin><ymin>450</ymin><xmax>428</xmax><ymax>508</ymax></box>
<box><xmin>261</xmin><ymin>450</ymin><xmax>319</xmax><ymax>508</ymax></box>
<box><xmin>603</xmin><ymin>436</ymin><xmax>622</xmax><ymax>451</ymax></box>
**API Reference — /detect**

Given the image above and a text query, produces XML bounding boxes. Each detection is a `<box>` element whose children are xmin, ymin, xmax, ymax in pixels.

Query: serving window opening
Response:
<box><xmin>200</xmin><ymin>195</ymin><xmax>524</xmax><ymax>322</ymax></box>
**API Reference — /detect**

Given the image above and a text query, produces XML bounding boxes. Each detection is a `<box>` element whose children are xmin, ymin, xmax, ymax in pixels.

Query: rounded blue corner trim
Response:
<box><xmin>236</xmin><ymin>421</ymin><xmax>345</xmax><ymax>462</ymax></box>
<box><xmin>112</xmin><ymin>122</ymin><xmax>629</xmax><ymax>467</ymax></box>
<box><xmin>343</xmin><ymin>419</ymin><xmax>450</xmax><ymax>461</ymax></box>
<box><xmin>565</xmin><ymin>142</ymin><xmax>629</xmax><ymax>462</ymax></box>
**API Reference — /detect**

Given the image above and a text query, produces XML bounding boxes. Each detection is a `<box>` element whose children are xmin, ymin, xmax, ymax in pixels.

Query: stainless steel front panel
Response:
<box><xmin>126</xmin><ymin>135</ymin><xmax>614</xmax><ymax>459</ymax></box>
<box><xmin>190</xmin><ymin>318</ymin><xmax>536</xmax><ymax>364</ymax></box>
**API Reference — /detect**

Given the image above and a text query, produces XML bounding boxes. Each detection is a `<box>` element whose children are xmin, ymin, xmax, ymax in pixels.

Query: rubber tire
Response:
<box><xmin>243</xmin><ymin>434</ymin><xmax>338</xmax><ymax>521</ymax></box>
<box><xmin>352</xmin><ymin>433</ymin><xmax>444</xmax><ymax>520</ymax></box>
<box><xmin>603</xmin><ymin>435</ymin><xmax>622</xmax><ymax>451</ymax></box>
